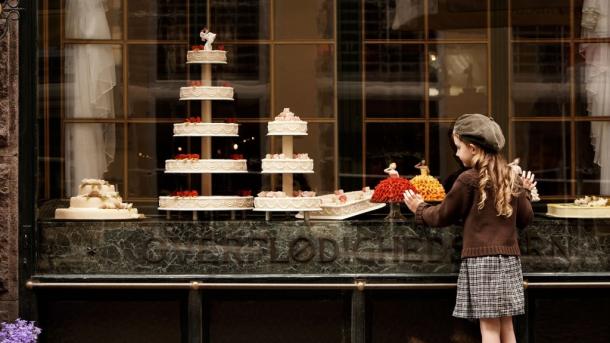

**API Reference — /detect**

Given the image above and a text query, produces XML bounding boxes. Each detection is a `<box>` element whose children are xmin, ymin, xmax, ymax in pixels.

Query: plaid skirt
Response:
<box><xmin>453</xmin><ymin>255</ymin><xmax>525</xmax><ymax>319</ymax></box>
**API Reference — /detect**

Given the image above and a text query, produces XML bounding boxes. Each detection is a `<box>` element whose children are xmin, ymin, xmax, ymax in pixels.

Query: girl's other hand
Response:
<box><xmin>521</xmin><ymin>170</ymin><xmax>537</xmax><ymax>191</ymax></box>
<box><xmin>403</xmin><ymin>189</ymin><xmax>424</xmax><ymax>213</ymax></box>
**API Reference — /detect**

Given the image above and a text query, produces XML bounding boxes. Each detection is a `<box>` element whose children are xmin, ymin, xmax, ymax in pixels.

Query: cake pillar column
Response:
<box><xmin>201</xmin><ymin>65</ymin><xmax>212</xmax><ymax>196</ymax></box>
<box><xmin>282</xmin><ymin>136</ymin><xmax>293</xmax><ymax>196</ymax></box>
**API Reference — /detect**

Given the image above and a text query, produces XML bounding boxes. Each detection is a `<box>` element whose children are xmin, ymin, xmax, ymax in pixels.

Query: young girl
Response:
<box><xmin>403</xmin><ymin>113</ymin><xmax>537</xmax><ymax>343</ymax></box>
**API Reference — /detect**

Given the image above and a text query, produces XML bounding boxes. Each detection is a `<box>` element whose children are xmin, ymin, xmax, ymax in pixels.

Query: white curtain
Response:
<box><xmin>64</xmin><ymin>0</ymin><xmax>116</xmax><ymax>195</ymax></box>
<box><xmin>580</xmin><ymin>0</ymin><xmax>610</xmax><ymax>195</ymax></box>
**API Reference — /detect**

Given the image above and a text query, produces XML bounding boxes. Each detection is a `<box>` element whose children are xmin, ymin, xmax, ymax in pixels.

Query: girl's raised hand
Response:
<box><xmin>521</xmin><ymin>170</ymin><xmax>537</xmax><ymax>191</ymax></box>
<box><xmin>403</xmin><ymin>189</ymin><xmax>424</xmax><ymax>213</ymax></box>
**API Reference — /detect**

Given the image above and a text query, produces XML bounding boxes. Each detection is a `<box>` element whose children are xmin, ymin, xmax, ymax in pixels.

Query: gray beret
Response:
<box><xmin>452</xmin><ymin>113</ymin><xmax>505</xmax><ymax>152</ymax></box>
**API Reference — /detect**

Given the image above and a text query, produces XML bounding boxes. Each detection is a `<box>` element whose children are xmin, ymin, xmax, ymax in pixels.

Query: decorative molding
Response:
<box><xmin>0</xmin><ymin>1</ymin><xmax>22</xmax><ymax>41</ymax></box>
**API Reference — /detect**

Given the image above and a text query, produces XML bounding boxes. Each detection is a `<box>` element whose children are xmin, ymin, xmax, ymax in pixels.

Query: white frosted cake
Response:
<box><xmin>267</xmin><ymin>108</ymin><xmax>308</xmax><ymax>136</ymax></box>
<box><xmin>547</xmin><ymin>196</ymin><xmax>610</xmax><ymax>218</ymax></box>
<box><xmin>254</xmin><ymin>191</ymin><xmax>321</xmax><ymax>211</ymax></box>
<box><xmin>261</xmin><ymin>153</ymin><xmax>313</xmax><ymax>173</ymax></box>
<box><xmin>165</xmin><ymin>158</ymin><xmax>247</xmax><ymax>173</ymax></box>
<box><xmin>186</xmin><ymin>47</ymin><xmax>227</xmax><ymax>64</ymax></box>
<box><xmin>174</xmin><ymin>122</ymin><xmax>238</xmax><ymax>137</ymax></box>
<box><xmin>159</xmin><ymin>194</ymin><xmax>253</xmax><ymax>211</ymax></box>
<box><xmin>179</xmin><ymin>86</ymin><xmax>234</xmax><ymax>101</ymax></box>
<box><xmin>55</xmin><ymin>179</ymin><xmax>140</xmax><ymax>220</ymax></box>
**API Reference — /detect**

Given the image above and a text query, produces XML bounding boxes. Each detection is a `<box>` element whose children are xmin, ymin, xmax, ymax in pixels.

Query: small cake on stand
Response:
<box><xmin>370</xmin><ymin>163</ymin><xmax>418</xmax><ymax>221</ymax></box>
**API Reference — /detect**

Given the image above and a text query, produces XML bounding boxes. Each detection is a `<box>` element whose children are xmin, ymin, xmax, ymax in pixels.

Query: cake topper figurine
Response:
<box><xmin>384</xmin><ymin>162</ymin><xmax>399</xmax><ymax>178</ymax></box>
<box><xmin>414</xmin><ymin>160</ymin><xmax>430</xmax><ymax>176</ymax></box>
<box><xmin>199</xmin><ymin>27</ymin><xmax>216</xmax><ymax>51</ymax></box>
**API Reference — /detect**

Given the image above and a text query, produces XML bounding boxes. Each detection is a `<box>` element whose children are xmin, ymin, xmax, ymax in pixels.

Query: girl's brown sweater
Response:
<box><xmin>415</xmin><ymin>169</ymin><xmax>533</xmax><ymax>258</ymax></box>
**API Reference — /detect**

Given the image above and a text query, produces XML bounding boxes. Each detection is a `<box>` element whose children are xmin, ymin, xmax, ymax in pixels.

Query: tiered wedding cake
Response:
<box><xmin>254</xmin><ymin>108</ymin><xmax>322</xmax><ymax>216</ymax></box>
<box><xmin>159</xmin><ymin>29</ymin><xmax>254</xmax><ymax>215</ymax></box>
<box><xmin>55</xmin><ymin>179</ymin><xmax>140</xmax><ymax>220</ymax></box>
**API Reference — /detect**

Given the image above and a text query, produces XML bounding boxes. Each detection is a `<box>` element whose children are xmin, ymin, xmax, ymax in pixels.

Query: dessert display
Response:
<box><xmin>547</xmin><ymin>196</ymin><xmax>610</xmax><ymax>218</ymax></box>
<box><xmin>173</xmin><ymin>117</ymin><xmax>238</xmax><ymax>137</ymax></box>
<box><xmin>296</xmin><ymin>188</ymin><xmax>386</xmax><ymax>220</ymax></box>
<box><xmin>261</xmin><ymin>153</ymin><xmax>314</xmax><ymax>173</ymax></box>
<box><xmin>371</xmin><ymin>163</ymin><xmax>418</xmax><ymax>220</ymax></box>
<box><xmin>55</xmin><ymin>179</ymin><xmax>140</xmax><ymax>220</ymax></box>
<box><xmin>267</xmin><ymin>108</ymin><xmax>308</xmax><ymax>136</ymax></box>
<box><xmin>409</xmin><ymin>160</ymin><xmax>446</xmax><ymax>202</ymax></box>
<box><xmin>159</xmin><ymin>29</ymin><xmax>253</xmax><ymax>216</ymax></box>
<box><xmin>254</xmin><ymin>108</ymin><xmax>321</xmax><ymax>218</ymax></box>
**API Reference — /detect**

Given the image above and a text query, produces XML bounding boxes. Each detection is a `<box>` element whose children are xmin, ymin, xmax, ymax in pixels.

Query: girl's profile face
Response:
<box><xmin>453</xmin><ymin>135</ymin><xmax>476</xmax><ymax>167</ymax></box>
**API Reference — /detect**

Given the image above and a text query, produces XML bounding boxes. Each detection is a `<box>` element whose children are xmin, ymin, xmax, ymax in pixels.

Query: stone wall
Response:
<box><xmin>0</xmin><ymin>2</ymin><xmax>20</xmax><ymax>322</ymax></box>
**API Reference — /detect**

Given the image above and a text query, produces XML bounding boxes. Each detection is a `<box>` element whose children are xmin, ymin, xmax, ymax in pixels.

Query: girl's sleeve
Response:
<box><xmin>415</xmin><ymin>177</ymin><xmax>474</xmax><ymax>227</ymax></box>
<box><xmin>516</xmin><ymin>190</ymin><xmax>534</xmax><ymax>229</ymax></box>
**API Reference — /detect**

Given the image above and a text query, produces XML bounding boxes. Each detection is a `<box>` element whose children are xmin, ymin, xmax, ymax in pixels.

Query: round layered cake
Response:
<box><xmin>173</xmin><ymin>122</ymin><xmax>238</xmax><ymax>137</ymax></box>
<box><xmin>159</xmin><ymin>195</ymin><xmax>254</xmax><ymax>211</ymax></box>
<box><xmin>179</xmin><ymin>86</ymin><xmax>234</xmax><ymax>100</ymax></box>
<box><xmin>165</xmin><ymin>159</ymin><xmax>247</xmax><ymax>173</ymax></box>
<box><xmin>261</xmin><ymin>154</ymin><xmax>313</xmax><ymax>173</ymax></box>
<box><xmin>186</xmin><ymin>50</ymin><xmax>227</xmax><ymax>64</ymax></box>
<box><xmin>267</xmin><ymin>108</ymin><xmax>307</xmax><ymax>136</ymax></box>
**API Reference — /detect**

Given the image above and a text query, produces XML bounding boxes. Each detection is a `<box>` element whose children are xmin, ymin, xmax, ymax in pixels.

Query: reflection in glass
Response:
<box><xmin>65</xmin><ymin>0</ymin><xmax>123</xmax><ymax>40</ymax></box>
<box><xmin>512</xmin><ymin>122</ymin><xmax>571</xmax><ymax>196</ymax></box>
<box><xmin>430</xmin><ymin>122</ymin><xmax>464</xmax><ymax>190</ymax></box>
<box><xmin>271</xmin><ymin>123</ymin><xmax>335</xmax><ymax>194</ymax></box>
<box><xmin>365</xmin><ymin>44</ymin><xmax>424</xmax><ymax>117</ymax></box>
<box><xmin>274</xmin><ymin>0</ymin><xmax>333</xmax><ymax>40</ymax></box>
<box><xmin>429</xmin><ymin>44</ymin><xmax>487</xmax><ymax>117</ymax></box>
<box><xmin>128</xmin><ymin>45</ymin><xmax>187</xmax><ymax>118</ymax></box>
<box><xmin>428</xmin><ymin>0</ymin><xmax>487</xmax><ymax>39</ymax></box>
<box><xmin>578</xmin><ymin>2</ymin><xmax>610</xmax><ymax>194</ymax></box>
<box><xmin>365</xmin><ymin>0</ymin><xmax>424</xmax><ymax>40</ymax></box>
<box><xmin>274</xmin><ymin>45</ymin><xmax>335</xmax><ymax>117</ymax></box>
<box><xmin>211</xmin><ymin>0</ymin><xmax>270</xmax><ymax>40</ymax></box>
<box><xmin>512</xmin><ymin>44</ymin><xmax>570</xmax><ymax>116</ymax></box>
<box><xmin>64</xmin><ymin>124</ymin><xmax>123</xmax><ymax>197</ymax></box>
<box><xmin>575</xmin><ymin>122</ymin><xmax>610</xmax><ymax>195</ymax></box>
<box><xmin>128</xmin><ymin>123</ymin><xmax>174</xmax><ymax>198</ymax></box>
<box><xmin>201</xmin><ymin>45</ymin><xmax>270</xmax><ymax>118</ymax></box>
<box><xmin>365</xmin><ymin>123</ymin><xmax>424</xmax><ymax>188</ymax></box>
<box><xmin>127</xmin><ymin>1</ymin><xmax>186</xmax><ymax>40</ymax></box>
<box><xmin>511</xmin><ymin>0</ymin><xmax>570</xmax><ymax>39</ymax></box>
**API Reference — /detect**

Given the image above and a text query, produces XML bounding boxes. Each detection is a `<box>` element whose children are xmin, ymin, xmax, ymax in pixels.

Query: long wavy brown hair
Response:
<box><xmin>470</xmin><ymin>149</ymin><xmax>521</xmax><ymax>217</ymax></box>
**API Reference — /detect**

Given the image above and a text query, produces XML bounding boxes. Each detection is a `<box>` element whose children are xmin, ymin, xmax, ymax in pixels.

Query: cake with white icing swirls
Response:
<box><xmin>159</xmin><ymin>192</ymin><xmax>253</xmax><ymax>211</ymax></box>
<box><xmin>173</xmin><ymin>117</ymin><xmax>238</xmax><ymax>137</ymax></box>
<box><xmin>179</xmin><ymin>85</ymin><xmax>234</xmax><ymax>101</ymax></box>
<box><xmin>186</xmin><ymin>45</ymin><xmax>227</xmax><ymax>64</ymax></box>
<box><xmin>267</xmin><ymin>108</ymin><xmax>308</xmax><ymax>136</ymax></box>
<box><xmin>261</xmin><ymin>153</ymin><xmax>313</xmax><ymax>173</ymax></box>
<box><xmin>55</xmin><ymin>179</ymin><xmax>140</xmax><ymax>220</ymax></box>
<box><xmin>254</xmin><ymin>191</ymin><xmax>321</xmax><ymax>211</ymax></box>
<box><xmin>165</xmin><ymin>154</ymin><xmax>247</xmax><ymax>173</ymax></box>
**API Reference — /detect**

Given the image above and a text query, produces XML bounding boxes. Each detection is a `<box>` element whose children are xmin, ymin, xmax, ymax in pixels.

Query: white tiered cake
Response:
<box><xmin>254</xmin><ymin>108</ymin><xmax>322</xmax><ymax>216</ymax></box>
<box><xmin>55</xmin><ymin>179</ymin><xmax>140</xmax><ymax>220</ymax></box>
<box><xmin>159</xmin><ymin>29</ymin><xmax>253</xmax><ymax>215</ymax></box>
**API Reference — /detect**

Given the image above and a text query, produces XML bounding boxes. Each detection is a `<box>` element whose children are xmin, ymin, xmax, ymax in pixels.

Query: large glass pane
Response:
<box><xmin>365</xmin><ymin>44</ymin><xmax>425</xmax><ymax>118</ymax></box>
<box><xmin>511</xmin><ymin>0</ymin><xmax>570</xmax><ymax>39</ymax></box>
<box><xmin>63</xmin><ymin>123</ymin><xmax>124</xmax><ymax>198</ymax></box>
<box><xmin>365</xmin><ymin>123</ymin><xmax>425</xmax><ymax>187</ymax></box>
<box><xmin>64</xmin><ymin>44</ymin><xmax>123</xmax><ymax>119</ymax></box>
<box><xmin>576</xmin><ymin>43</ymin><xmax>610</xmax><ymax>117</ymax></box>
<box><xmin>364</xmin><ymin>0</ymin><xmax>424</xmax><ymax>40</ymax></box>
<box><xmin>429</xmin><ymin>0</ymin><xmax>487</xmax><ymax>39</ymax></box>
<box><xmin>128</xmin><ymin>123</ymin><xmax>174</xmax><ymax>198</ymax></box>
<box><xmin>274</xmin><ymin>0</ymin><xmax>334</xmax><ymax>40</ymax></box>
<box><xmin>575</xmin><ymin>121</ymin><xmax>610</xmax><ymax>196</ymax></box>
<box><xmin>429</xmin><ymin>44</ymin><xmax>488</xmax><ymax>117</ymax></box>
<box><xmin>193</xmin><ymin>45</ymin><xmax>271</xmax><ymax>119</ymax></box>
<box><xmin>512</xmin><ymin>44</ymin><xmax>570</xmax><ymax>116</ymax></box>
<box><xmin>128</xmin><ymin>44</ymin><xmax>187</xmax><ymax>118</ymax></box>
<box><xmin>274</xmin><ymin>45</ymin><xmax>335</xmax><ymax>118</ymax></box>
<box><xmin>512</xmin><ymin>121</ymin><xmax>571</xmax><ymax>196</ymax></box>
<box><xmin>270</xmin><ymin>123</ymin><xmax>335</xmax><ymax>194</ymax></box>
<box><xmin>429</xmin><ymin>122</ymin><xmax>465</xmax><ymax>191</ymax></box>
<box><xmin>127</xmin><ymin>1</ymin><xmax>187</xmax><ymax>40</ymax></box>
<box><xmin>211</xmin><ymin>0</ymin><xmax>270</xmax><ymax>40</ymax></box>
